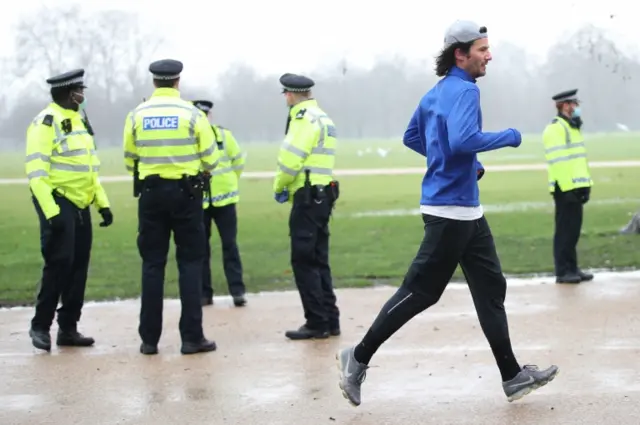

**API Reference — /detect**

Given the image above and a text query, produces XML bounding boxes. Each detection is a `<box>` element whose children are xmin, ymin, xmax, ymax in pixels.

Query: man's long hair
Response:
<box><xmin>435</xmin><ymin>41</ymin><xmax>473</xmax><ymax>77</ymax></box>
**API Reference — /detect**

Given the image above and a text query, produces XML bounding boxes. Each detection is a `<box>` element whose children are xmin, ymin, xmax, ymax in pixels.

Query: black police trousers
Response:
<box><xmin>289</xmin><ymin>188</ymin><xmax>340</xmax><ymax>331</ymax></box>
<box><xmin>202</xmin><ymin>203</ymin><xmax>245</xmax><ymax>298</ymax></box>
<box><xmin>137</xmin><ymin>178</ymin><xmax>206</xmax><ymax>346</ymax></box>
<box><xmin>552</xmin><ymin>187</ymin><xmax>587</xmax><ymax>277</ymax></box>
<box><xmin>354</xmin><ymin>214</ymin><xmax>521</xmax><ymax>380</ymax></box>
<box><xmin>31</xmin><ymin>194</ymin><xmax>92</xmax><ymax>332</ymax></box>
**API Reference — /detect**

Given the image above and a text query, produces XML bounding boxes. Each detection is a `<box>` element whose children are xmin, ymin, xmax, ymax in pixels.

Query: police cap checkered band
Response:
<box><xmin>443</xmin><ymin>20</ymin><xmax>488</xmax><ymax>48</ymax></box>
<box><xmin>46</xmin><ymin>69</ymin><xmax>86</xmax><ymax>88</ymax></box>
<box><xmin>49</xmin><ymin>76</ymin><xmax>84</xmax><ymax>88</ymax></box>
<box><xmin>279</xmin><ymin>73</ymin><xmax>315</xmax><ymax>93</ymax></box>
<box><xmin>149</xmin><ymin>59</ymin><xmax>183</xmax><ymax>80</ymax></box>
<box><xmin>193</xmin><ymin>100</ymin><xmax>213</xmax><ymax>112</ymax></box>
<box><xmin>283</xmin><ymin>87</ymin><xmax>310</xmax><ymax>92</ymax></box>
<box><xmin>552</xmin><ymin>89</ymin><xmax>579</xmax><ymax>103</ymax></box>
<box><xmin>153</xmin><ymin>73</ymin><xmax>181</xmax><ymax>80</ymax></box>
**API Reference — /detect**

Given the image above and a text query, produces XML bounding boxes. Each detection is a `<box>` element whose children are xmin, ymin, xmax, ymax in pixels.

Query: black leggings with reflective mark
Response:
<box><xmin>353</xmin><ymin>214</ymin><xmax>521</xmax><ymax>381</ymax></box>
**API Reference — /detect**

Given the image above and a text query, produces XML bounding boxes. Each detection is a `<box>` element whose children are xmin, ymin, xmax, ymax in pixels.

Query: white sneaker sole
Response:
<box><xmin>507</xmin><ymin>368</ymin><xmax>560</xmax><ymax>402</ymax></box>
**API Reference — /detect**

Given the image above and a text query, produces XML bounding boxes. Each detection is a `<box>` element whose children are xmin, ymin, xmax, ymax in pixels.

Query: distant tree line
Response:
<box><xmin>2</xmin><ymin>6</ymin><xmax>638</xmax><ymax>148</ymax></box>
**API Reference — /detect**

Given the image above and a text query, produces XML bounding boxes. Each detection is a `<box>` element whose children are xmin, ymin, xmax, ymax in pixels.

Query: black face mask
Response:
<box><xmin>569</xmin><ymin>116</ymin><xmax>583</xmax><ymax>129</ymax></box>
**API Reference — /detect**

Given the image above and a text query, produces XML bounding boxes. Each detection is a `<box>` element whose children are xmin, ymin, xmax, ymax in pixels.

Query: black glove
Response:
<box><xmin>47</xmin><ymin>214</ymin><xmax>65</xmax><ymax>231</ymax></box>
<box><xmin>578</xmin><ymin>188</ymin><xmax>590</xmax><ymax>204</ymax></box>
<box><xmin>477</xmin><ymin>167</ymin><xmax>485</xmax><ymax>181</ymax></box>
<box><xmin>98</xmin><ymin>208</ymin><xmax>113</xmax><ymax>227</ymax></box>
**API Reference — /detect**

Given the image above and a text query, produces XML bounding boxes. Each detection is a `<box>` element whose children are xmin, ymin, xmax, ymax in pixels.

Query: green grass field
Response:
<box><xmin>1</xmin><ymin>133</ymin><xmax>639</xmax><ymax>306</ymax></box>
<box><xmin>2</xmin><ymin>132</ymin><xmax>640</xmax><ymax>178</ymax></box>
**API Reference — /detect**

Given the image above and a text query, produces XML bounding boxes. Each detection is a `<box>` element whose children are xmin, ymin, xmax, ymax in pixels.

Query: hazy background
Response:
<box><xmin>0</xmin><ymin>0</ymin><xmax>638</xmax><ymax>150</ymax></box>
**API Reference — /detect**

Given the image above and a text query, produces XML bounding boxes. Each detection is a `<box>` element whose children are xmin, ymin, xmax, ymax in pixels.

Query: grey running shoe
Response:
<box><xmin>336</xmin><ymin>347</ymin><xmax>369</xmax><ymax>406</ymax></box>
<box><xmin>503</xmin><ymin>364</ymin><xmax>559</xmax><ymax>402</ymax></box>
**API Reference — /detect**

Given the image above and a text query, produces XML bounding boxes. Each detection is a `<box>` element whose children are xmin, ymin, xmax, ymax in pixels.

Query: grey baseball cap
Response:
<box><xmin>443</xmin><ymin>20</ymin><xmax>488</xmax><ymax>48</ymax></box>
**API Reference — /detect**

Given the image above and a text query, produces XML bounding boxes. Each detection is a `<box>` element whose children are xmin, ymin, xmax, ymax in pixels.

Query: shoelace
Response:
<box><xmin>522</xmin><ymin>364</ymin><xmax>540</xmax><ymax>372</ymax></box>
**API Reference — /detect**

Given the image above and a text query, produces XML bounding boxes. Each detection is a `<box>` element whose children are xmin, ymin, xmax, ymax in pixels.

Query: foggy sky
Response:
<box><xmin>1</xmin><ymin>5</ymin><xmax>638</xmax><ymax>149</ymax></box>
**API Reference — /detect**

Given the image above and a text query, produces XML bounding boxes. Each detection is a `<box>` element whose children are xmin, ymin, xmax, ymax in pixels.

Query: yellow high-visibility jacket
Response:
<box><xmin>123</xmin><ymin>88</ymin><xmax>220</xmax><ymax>180</ymax></box>
<box><xmin>203</xmin><ymin>125</ymin><xmax>246</xmax><ymax>208</ymax></box>
<box><xmin>25</xmin><ymin>102</ymin><xmax>110</xmax><ymax>219</ymax></box>
<box><xmin>273</xmin><ymin>99</ymin><xmax>337</xmax><ymax>200</ymax></box>
<box><xmin>542</xmin><ymin>115</ymin><xmax>593</xmax><ymax>192</ymax></box>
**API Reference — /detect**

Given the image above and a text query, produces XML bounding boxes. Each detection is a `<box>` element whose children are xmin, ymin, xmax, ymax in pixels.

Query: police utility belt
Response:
<box><xmin>137</xmin><ymin>173</ymin><xmax>205</xmax><ymax>199</ymax></box>
<box><xmin>295</xmin><ymin>174</ymin><xmax>340</xmax><ymax>206</ymax></box>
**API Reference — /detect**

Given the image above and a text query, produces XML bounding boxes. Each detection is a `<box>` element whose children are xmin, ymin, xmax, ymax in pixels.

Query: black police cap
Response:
<box><xmin>149</xmin><ymin>59</ymin><xmax>183</xmax><ymax>80</ymax></box>
<box><xmin>552</xmin><ymin>89</ymin><xmax>579</xmax><ymax>103</ymax></box>
<box><xmin>46</xmin><ymin>69</ymin><xmax>86</xmax><ymax>89</ymax></box>
<box><xmin>280</xmin><ymin>73</ymin><xmax>315</xmax><ymax>93</ymax></box>
<box><xmin>192</xmin><ymin>100</ymin><xmax>214</xmax><ymax>113</ymax></box>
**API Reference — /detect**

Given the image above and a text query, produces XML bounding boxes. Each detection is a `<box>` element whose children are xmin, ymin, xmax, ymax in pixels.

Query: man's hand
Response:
<box><xmin>47</xmin><ymin>214</ymin><xmax>65</xmax><ymax>231</ymax></box>
<box><xmin>98</xmin><ymin>208</ymin><xmax>113</xmax><ymax>227</ymax></box>
<box><xmin>476</xmin><ymin>160</ymin><xmax>485</xmax><ymax>181</ymax></box>
<box><xmin>509</xmin><ymin>128</ymin><xmax>522</xmax><ymax>148</ymax></box>
<box><xmin>274</xmin><ymin>189</ymin><xmax>289</xmax><ymax>204</ymax></box>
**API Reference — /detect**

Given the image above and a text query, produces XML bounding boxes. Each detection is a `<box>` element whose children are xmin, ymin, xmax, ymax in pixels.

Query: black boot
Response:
<box><xmin>285</xmin><ymin>325</ymin><xmax>329</xmax><ymax>340</ymax></box>
<box><xmin>140</xmin><ymin>343</ymin><xmax>158</xmax><ymax>355</ymax></box>
<box><xmin>556</xmin><ymin>272</ymin><xmax>581</xmax><ymax>284</ymax></box>
<box><xmin>56</xmin><ymin>329</ymin><xmax>95</xmax><ymax>347</ymax></box>
<box><xmin>29</xmin><ymin>328</ymin><xmax>51</xmax><ymax>351</ymax></box>
<box><xmin>181</xmin><ymin>338</ymin><xmax>217</xmax><ymax>355</ymax></box>
<box><xmin>578</xmin><ymin>269</ymin><xmax>594</xmax><ymax>282</ymax></box>
<box><xmin>233</xmin><ymin>294</ymin><xmax>247</xmax><ymax>307</ymax></box>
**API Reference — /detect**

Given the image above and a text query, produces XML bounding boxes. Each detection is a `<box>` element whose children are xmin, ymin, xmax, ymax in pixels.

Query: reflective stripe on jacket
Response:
<box><xmin>203</xmin><ymin>125</ymin><xmax>246</xmax><ymax>208</ymax></box>
<box><xmin>542</xmin><ymin>116</ymin><xmax>593</xmax><ymax>192</ymax></box>
<box><xmin>273</xmin><ymin>98</ymin><xmax>337</xmax><ymax>198</ymax></box>
<box><xmin>123</xmin><ymin>87</ymin><xmax>220</xmax><ymax>180</ymax></box>
<box><xmin>25</xmin><ymin>102</ymin><xmax>109</xmax><ymax>219</ymax></box>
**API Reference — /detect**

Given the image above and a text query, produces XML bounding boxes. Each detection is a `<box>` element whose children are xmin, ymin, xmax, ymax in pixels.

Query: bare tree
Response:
<box><xmin>82</xmin><ymin>10</ymin><xmax>164</xmax><ymax>103</ymax></box>
<box><xmin>13</xmin><ymin>5</ymin><xmax>84</xmax><ymax>80</ymax></box>
<box><xmin>13</xmin><ymin>6</ymin><xmax>163</xmax><ymax>103</ymax></box>
<box><xmin>3</xmin><ymin>19</ymin><xmax>640</xmax><ymax>144</ymax></box>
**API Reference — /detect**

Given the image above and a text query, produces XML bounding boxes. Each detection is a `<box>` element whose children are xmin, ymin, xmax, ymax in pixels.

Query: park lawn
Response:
<box><xmin>1</xmin><ymin>167</ymin><xmax>639</xmax><ymax>306</ymax></box>
<box><xmin>0</xmin><ymin>132</ymin><xmax>639</xmax><ymax>178</ymax></box>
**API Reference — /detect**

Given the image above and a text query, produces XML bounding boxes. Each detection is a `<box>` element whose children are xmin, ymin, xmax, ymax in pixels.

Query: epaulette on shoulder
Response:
<box><xmin>295</xmin><ymin>108</ymin><xmax>307</xmax><ymax>119</ymax></box>
<box><xmin>551</xmin><ymin>118</ymin><xmax>559</xmax><ymax>124</ymax></box>
<box><xmin>216</xmin><ymin>124</ymin><xmax>226</xmax><ymax>130</ymax></box>
<box><xmin>42</xmin><ymin>114</ymin><xmax>53</xmax><ymax>127</ymax></box>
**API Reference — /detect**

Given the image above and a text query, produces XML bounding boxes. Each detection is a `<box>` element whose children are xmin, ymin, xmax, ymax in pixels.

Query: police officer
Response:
<box><xmin>123</xmin><ymin>59</ymin><xmax>221</xmax><ymax>355</ymax></box>
<box><xmin>273</xmin><ymin>73</ymin><xmax>341</xmax><ymax>340</ymax></box>
<box><xmin>25</xmin><ymin>69</ymin><xmax>114</xmax><ymax>351</ymax></box>
<box><xmin>543</xmin><ymin>89</ymin><xmax>594</xmax><ymax>284</ymax></box>
<box><xmin>192</xmin><ymin>100</ymin><xmax>248</xmax><ymax>307</ymax></box>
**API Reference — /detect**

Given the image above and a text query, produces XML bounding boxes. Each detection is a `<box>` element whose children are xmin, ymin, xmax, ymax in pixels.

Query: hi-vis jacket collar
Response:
<box><xmin>289</xmin><ymin>99</ymin><xmax>318</xmax><ymax>118</ymax></box>
<box><xmin>151</xmin><ymin>88</ymin><xmax>181</xmax><ymax>98</ymax></box>
<box><xmin>49</xmin><ymin>102</ymin><xmax>82</xmax><ymax>118</ymax></box>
